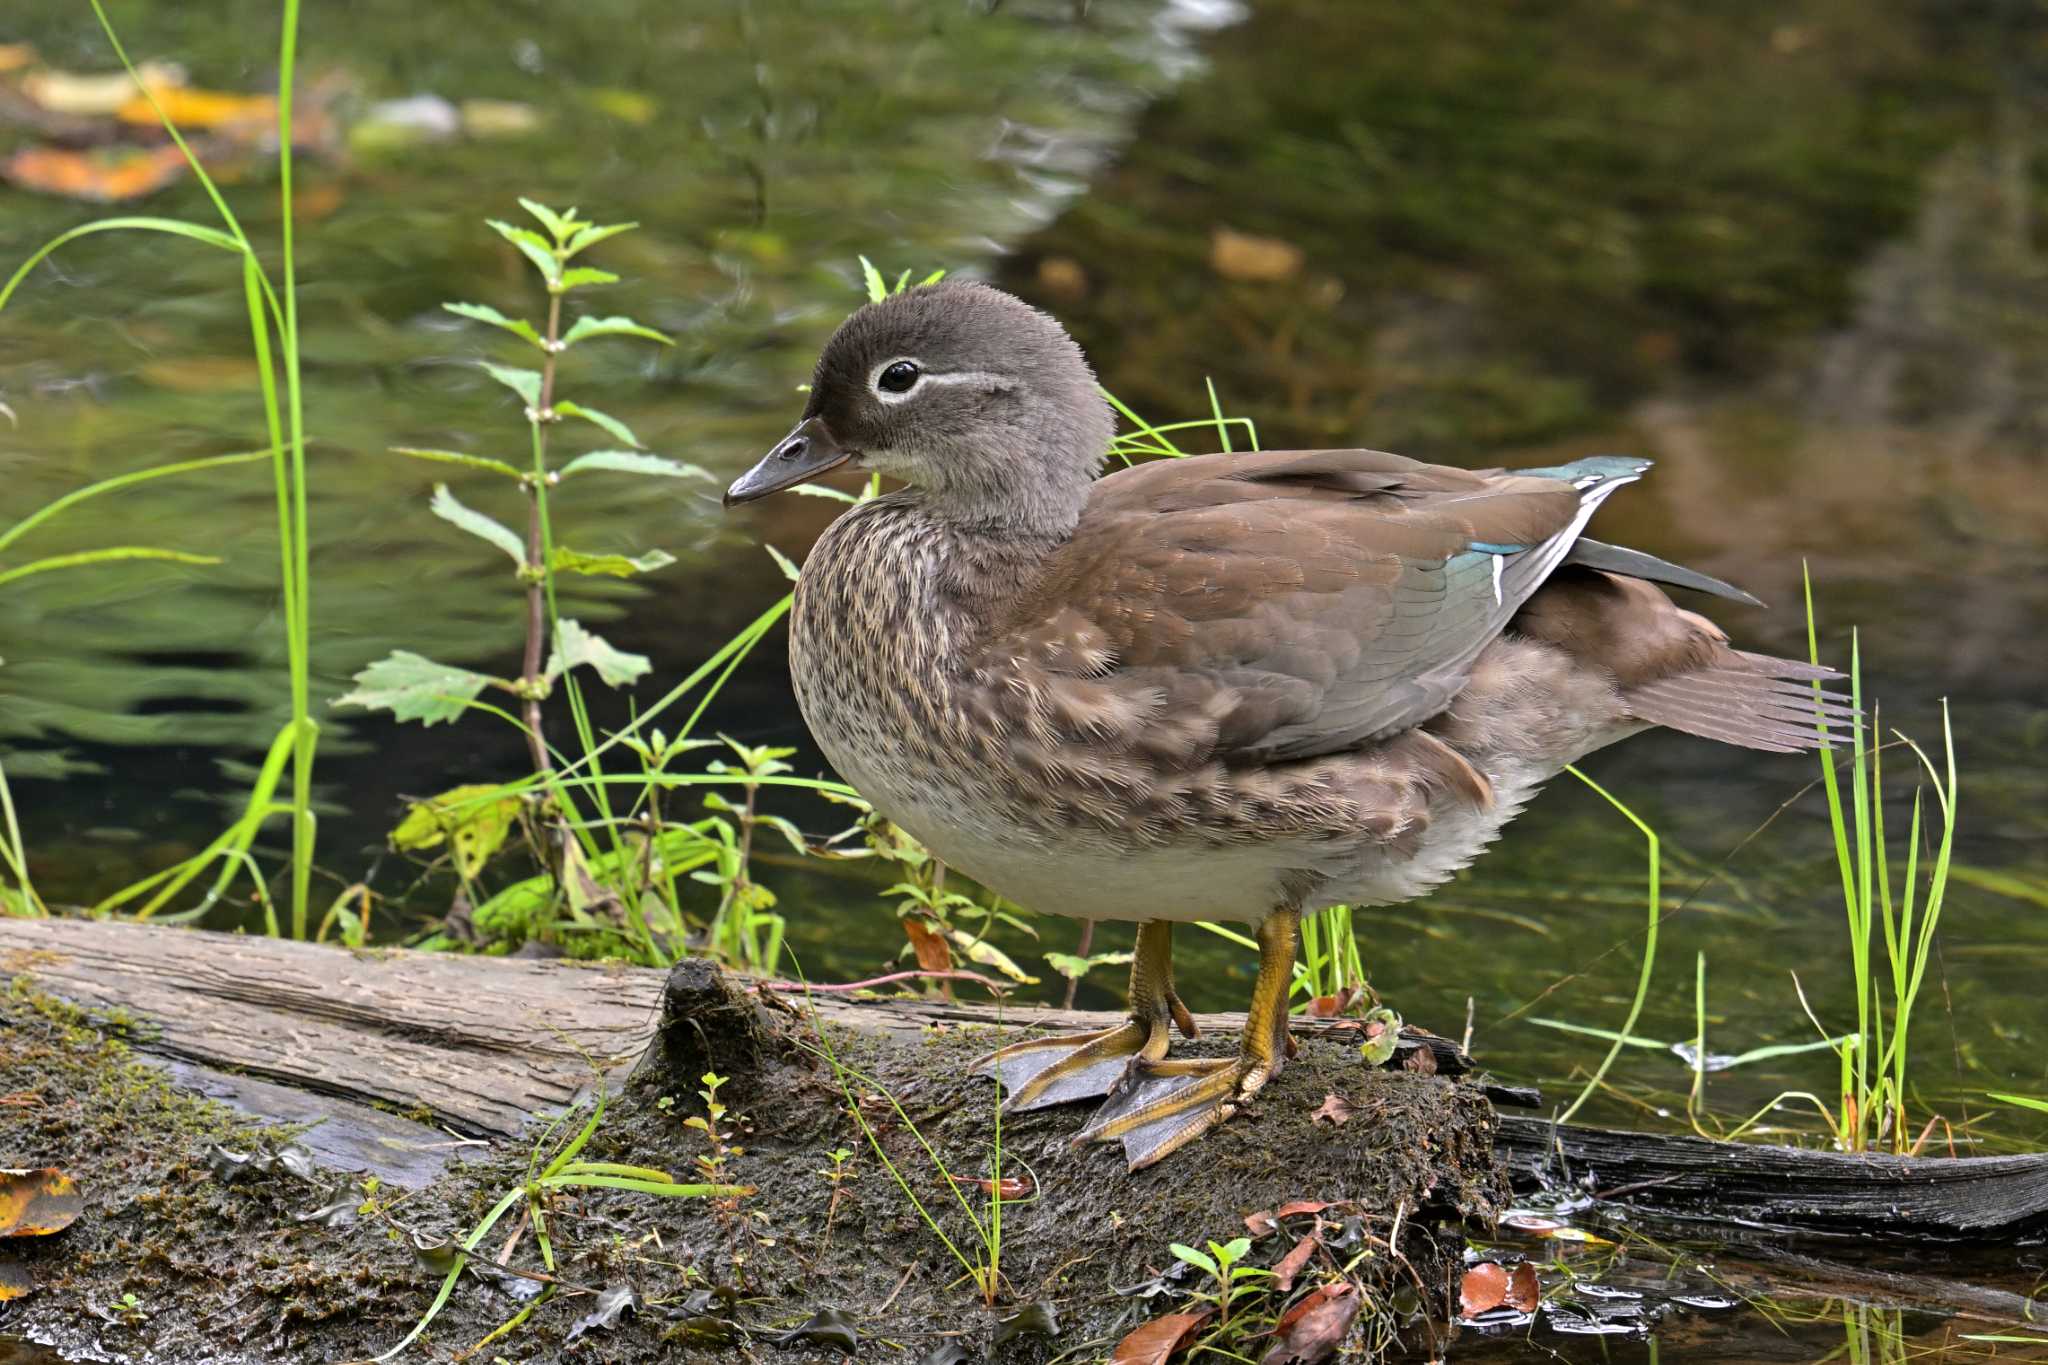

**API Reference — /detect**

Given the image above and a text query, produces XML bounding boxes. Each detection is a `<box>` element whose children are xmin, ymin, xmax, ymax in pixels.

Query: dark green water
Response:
<box><xmin>3</xmin><ymin>0</ymin><xmax>2047</xmax><ymax>1357</ymax></box>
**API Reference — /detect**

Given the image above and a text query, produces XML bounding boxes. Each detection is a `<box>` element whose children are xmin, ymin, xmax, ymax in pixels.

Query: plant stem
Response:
<box><xmin>519</xmin><ymin>292</ymin><xmax>565</xmax><ymax>775</ymax></box>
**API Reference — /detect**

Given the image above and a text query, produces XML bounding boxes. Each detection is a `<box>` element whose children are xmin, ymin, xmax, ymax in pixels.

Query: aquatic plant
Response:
<box><xmin>1802</xmin><ymin>571</ymin><xmax>1959</xmax><ymax>1156</ymax></box>
<box><xmin>2</xmin><ymin>1</ymin><xmax>318</xmax><ymax>936</ymax></box>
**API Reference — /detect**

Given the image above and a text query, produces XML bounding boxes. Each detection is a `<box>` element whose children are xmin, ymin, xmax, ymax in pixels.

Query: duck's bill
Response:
<box><xmin>723</xmin><ymin>417</ymin><xmax>855</xmax><ymax>506</ymax></box>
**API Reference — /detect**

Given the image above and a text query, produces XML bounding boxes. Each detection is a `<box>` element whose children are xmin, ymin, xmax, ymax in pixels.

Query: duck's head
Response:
<box><xmin>724</xmin><ymin>281</ymin><xmax>1115</xmax><ymax>535</ymax></box>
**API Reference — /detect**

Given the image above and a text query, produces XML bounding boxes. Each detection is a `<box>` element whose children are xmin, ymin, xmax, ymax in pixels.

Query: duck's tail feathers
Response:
<box><xmin>1624</xmin><ymin>652</ymin><xmax>1857</xmax><ymax>754</ymax></box>
<box><xmin>1562</xmin><ymin>537</ymin><xmax>1764</xmax><ymax>608</ymax></box>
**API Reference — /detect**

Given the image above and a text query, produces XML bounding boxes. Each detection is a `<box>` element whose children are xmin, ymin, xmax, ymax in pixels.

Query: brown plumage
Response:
<box><xmin>724</xmin><ymin>281</ymin><xmax>1849</xmax><ymax>1168</ymax></box>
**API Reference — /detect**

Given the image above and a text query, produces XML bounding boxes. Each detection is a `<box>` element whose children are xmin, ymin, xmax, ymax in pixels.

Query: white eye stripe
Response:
<box><xmin>869</xmin><ymin>356</ymin><xmax>1007</xmax><ymax>404</ymax></box>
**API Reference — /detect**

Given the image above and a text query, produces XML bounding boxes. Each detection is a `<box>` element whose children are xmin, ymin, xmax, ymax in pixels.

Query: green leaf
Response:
<box><xmin>486</xmin><ymin>219</ymin><xmax>559</xmax><ymax>283</ymax></box>
<box><xmin>546</xmin><ymin>619</ymin><xmax>651</xmax><ymax>688</ymax></box>
<box><xmin>389</xmin><ymin>447</ymin><xmax>523</xmax><ymax>479</ymax></box>
<box><xmin>517</xmin><ymin>197</ymin><xmax>576</xmax><ymax>241</ymax></box>
<box><xmin>558</xmin><ymin>450</ymin><xmax>708</xmax><ymax>480</ymax></box>
<box><xmin>335</xmin><ymin>651</ymin><xmax>495</xmax><ymax>727</ymax></box>
<box><xmin>0</xmin><ymin>546</ymin><xmax>221</xmax><ymax>589</ymax></box>
<box><xmin>791</xmin><ymin>483</ymin><xmax>859</xmax><ymax>504</ymax></box>
<box><xmin>919</xmin><ymin>268</ymin><xmax>947</xmax><ymax>287</ymax></box>
<box><xmin>479</xmin><ymin>361</ymin><xmax>543</xmax><ymax>409</ymax></box>
<box><xmin>390</xmin><ymin>783</ymin><xmax>525</xmax><ymax>879</ymax></box>
<box><xmin>429</xmin><ymin>484</ymin><xmax>526</xmax><ymax>565</ymax></box>
<box><xmin>1991</xmin><ymin>1092</ymin><xmax>2048</xmax><ymax>1114</ymax></box>
<box><xmin>763</xmin><ymin>543</ymin><xmax>801</xmax><ymax>583</ymax></box>
<box><xmin>555</xmin><ymin>401</ymin><xmax>640</xmax><ymax>448</ymax></box>
<box><xmin>550</xmin><ymin>547</ymin><xmax>676</xmax><ymax>578</ymax></box>
<box><xmin>559</xmin><ymin>267</ymin><xmax>619</xmax><ymax>290</ymax></box>
<box><xmin>561</xmin><ymin>314</ymin><xmax>673</xmax><ymax>347</ymax></box>
<box><xmin>1169</xmin><ymin>1243</ymin><xmax>1219</xmax><ymax>1280</ymax></box>
<box><xmin>858</xmin><ymin>255</ymin><xmax>888</xmax><ymax>303</ymax></box>
<box><xmin>442</xmin><ymin>302</ymin><xmax>543</xmax><ymax>348</ymax></box>
<box><xmin>563</xmin><ymin>221</ymin><xmax>638</xmax><ymax>257</ymax></box>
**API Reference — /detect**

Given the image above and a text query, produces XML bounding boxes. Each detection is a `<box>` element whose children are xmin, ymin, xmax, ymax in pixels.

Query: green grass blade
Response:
<box><xmin>0</xmin><ymin>450</ymin><xmax>268</xmax><ymax>555</ymax></box>
<box><xmin>1</xmin><ymin>218</ymin><xmax>242</xmax><ymax>311</ymax></box>
<box><xmin>0</xmin><ymin>548</ymin><xmax>223</xmax><ymax>589</ymax></box>
<box><xmin>1556</xmin><ymin>765</ymin><xmax>1660</xmax><ymax>1126</ymax></box>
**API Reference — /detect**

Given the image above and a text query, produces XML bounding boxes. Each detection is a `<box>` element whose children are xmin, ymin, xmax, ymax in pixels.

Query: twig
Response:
<box><xmin>762</xmin><ymin>969</ymin><xmax>1009</xmax><ymax>996</ymax></box>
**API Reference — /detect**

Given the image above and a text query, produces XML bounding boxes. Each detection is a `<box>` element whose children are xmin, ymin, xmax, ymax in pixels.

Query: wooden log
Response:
<box><xmin>1495</xmin><ymin>1115</ymin><xmax>2048</xmax><ymax>1242</ymax></box>
<box><xmin>5</xmin><ymin>918</ymin><xmax>2044</xmax><ymax>1245</ymax></box>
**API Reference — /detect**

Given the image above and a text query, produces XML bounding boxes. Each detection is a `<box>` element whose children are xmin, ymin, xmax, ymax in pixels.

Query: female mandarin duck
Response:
<box><xmin>726</xmin><ymin>281</ymin><xmax>1847</xmax><ymax>1170</ymax></box>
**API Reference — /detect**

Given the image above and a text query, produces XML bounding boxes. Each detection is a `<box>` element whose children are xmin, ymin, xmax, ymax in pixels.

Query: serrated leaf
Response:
<box><xmin>336</xmin><ymin>651</ymin><xmax>495</xmax><ymax>727</ymax></box>
<box><xmin>555</xmin><ymin>401</ymin><xmax>640</xmax><ymax>448</ymax></box>
<box><xmin>859</xmin><ymin>254</ymin><xmax>888</xmax><ymax>303</ymax></box>
<box><xmin>487</xmin><ymin>219</ymin><xmax>560</xmax><ymax>283</ymax></box>
<box><xmin>763</xmin><ymin>543</ymin><xmax>801</xmax><ymax>583</ymax></box>
<box><xmin>919</xmin><ymin>268</ymin><xmax>947</xmax><ymax>286</ymax></box>
<box><xmin>563</xmin><ymin>221</ymin><xmax>637</xmax><ymax>257</ymax></box>
<box><xmin>479</xmin><ymin>361</ymin><xmax>543</xmax><ymax>408</ymax></box>
<box><xmin>559</xmin><ymin>450</ymin><xmax>708</xmax><ymax>480</ymax></box>
<box><xmin>546</xmin><ymin>618</ymin><xmax>650</xmax><ymax>688</ymax></box>
<box><xmin>443</xmin><ymin>302</ymin><xmax>543</xmax><ymax>348</ymax></box>
<box><xmin>518</xmin><ymin>197</ymin><xmax>575</xmax><ymax>241</ymax></box>
<box><xmin>561</xmin><ymin>314</ymin><xmax>673</xmax><ymax>347</ymax></box>
<box><xmin>430</xmin><ymin>484</ymin><xmax>526</xmax><ymax>564</ymax></box>
<box><xmin>550</xmin><ymin>547</ymin><xmax>676</xmax><ymax>578</ymax></box>
<box><xmin>389</xmin><ymin>447</ymin><xmax>523</xmax><ymax>479</ymax></box>
<box><xmin>559</xmin><ymin>267</ymin><xmax>619</xmax><ymax>290</ymax></box>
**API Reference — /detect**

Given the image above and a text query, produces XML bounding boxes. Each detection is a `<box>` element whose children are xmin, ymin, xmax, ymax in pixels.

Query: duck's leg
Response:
<box><xmin>1078</xmin><ymin>906</ymin><xmax>1298</xmax><ymax>1170</ymax></box>
<box><xmin>975</xmin><ymin>920</ymin><xmax>1195</xmax><ymax>1112</ymax></box>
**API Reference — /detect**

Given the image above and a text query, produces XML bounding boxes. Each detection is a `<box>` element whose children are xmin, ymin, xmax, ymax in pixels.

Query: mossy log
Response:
<box><xmin>0</xmin><ymin>918</ymin><xmax>1504</xmax><ymax>1361</ymax></box>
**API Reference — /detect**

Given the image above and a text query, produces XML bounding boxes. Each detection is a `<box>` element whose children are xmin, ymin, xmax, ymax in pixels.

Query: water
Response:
<box><xmin>3</xmin><ymin>0</ymin><xmax>2046</xmax><ymax>1357</ymax></box>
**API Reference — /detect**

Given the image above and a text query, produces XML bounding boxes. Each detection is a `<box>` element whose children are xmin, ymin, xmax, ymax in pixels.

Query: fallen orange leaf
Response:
<box><xmin>118</xmin><ymin>86</ymin><xmax>274</xmax><ymax>132</ymax></box>
<box><xmin>0</xmin><ymin>1256</ymin><xmax>31</xmax><ymax>1302</ymax></box>
<box><xmin>3</xmin><ymin>143</ymin><xmax>187</xmax><ymax>202</ymax></box>
<box><xmin>0</xmin><ymin>43</ymin><xmax>37</xmax><ymax>74</ymax></box>
<box><xmin>0</xmin><ymin>1168</ymin><xmax>82</xmax><ymax>1239</ymax></box>
<box><xmin>1459</xmin><ymin>1261</ymin><xmax>1508</xmax><ymax>1317</ymax></box>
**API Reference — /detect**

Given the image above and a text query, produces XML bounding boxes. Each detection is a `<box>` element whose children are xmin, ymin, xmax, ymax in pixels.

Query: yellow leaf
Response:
<box><xmin>945</xmin><ymin>929</ymin><xmax>1038</xmax><ymax>985</ymax></box>
<box><xmin>0</xmin><ymin>1168</ymin><xmax>82</xmax><ymax>1239</ymax></box>
<box><xmin>21</xmin><ymin>61</ymin><xmax>184</xmax><ymax>116</ymax></box>
<box><xmin>389</xmin><ymin>785</ymin><xmax>523</xmax><ymax>880</ymax></box>
<box><xmin>117</xmin><ymin>86</ymin><xmax>275</xmax><ymax>131</ymax></box>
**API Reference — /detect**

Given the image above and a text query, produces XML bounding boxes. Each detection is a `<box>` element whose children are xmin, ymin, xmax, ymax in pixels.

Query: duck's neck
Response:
<box><xmin>913</xmin><ymin>461</ymin><xmax>1096</xmax><ymax>541</ymax></box>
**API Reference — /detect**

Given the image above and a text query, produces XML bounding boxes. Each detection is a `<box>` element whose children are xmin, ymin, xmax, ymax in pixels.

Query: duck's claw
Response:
<box><xmin>975</xmin><ymin>1015</ymin><xmax>1172</xmax><ymax>1113</ymax></box>
<box><xmin>1076</xmin><ymin>1055</ymin><xmax>1271</xmax><ymax>1170</ymax></box>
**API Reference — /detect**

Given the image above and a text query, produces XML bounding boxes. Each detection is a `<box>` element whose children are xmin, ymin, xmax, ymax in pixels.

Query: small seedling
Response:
<box><xmin>684</xmin><ymin>1071</ymin><xmax>744</xmax><ymax>1182</ymax></box>
<box><xmin>1169</xmin><ymin>1236</ymin><xmax>1275</xmax><ymax>1329</ymax></box>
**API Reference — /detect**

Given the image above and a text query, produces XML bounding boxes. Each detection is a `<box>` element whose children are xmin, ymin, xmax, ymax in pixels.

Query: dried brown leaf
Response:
<box><xmin>1264</xmin><ymin>1282</ymin><xmax>1359</xmax><ymax>1363</ymax></box>
<box><xmin>1505</xmin><ymin>1261</ymin><xmax>1540</xmax><ymax>1311</ymax></box>
<box><xmin>1111</xmin><ymin>1310</ymin><xmax>1211</xmax><ymax>1364</ymax></box>
<box><xmin>1310</xmin><ymin>1093</ymin><xmax>1353</xmax><ymax>1127</ymax></box>
<box><xmin>1459</xmin><ymin>1261</ymin><xmax>1508</xmax><ymax>1317</ymax></box>
<box><xmin>1272</xmin><ymin>1234</ymin><xmax>1318</xmax><ymax>1291</ymax></box>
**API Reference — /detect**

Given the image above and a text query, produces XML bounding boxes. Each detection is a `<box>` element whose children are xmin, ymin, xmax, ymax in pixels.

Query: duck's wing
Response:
<box><xmin>980</xmin><ymin>448</ymin><xmax>1647</xmax><ymax>767</ymax></box>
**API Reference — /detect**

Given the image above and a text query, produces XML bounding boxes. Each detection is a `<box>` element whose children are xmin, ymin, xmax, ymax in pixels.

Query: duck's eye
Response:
<box><xmin>877</xmin><ymin>361</ymin><xmax>921</xmax><ymax>395</ymax></box>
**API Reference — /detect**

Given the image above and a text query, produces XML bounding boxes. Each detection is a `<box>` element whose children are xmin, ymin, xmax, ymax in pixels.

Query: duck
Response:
<box><xmin>724</xmin><ymin>280</ymin><xmax>1848</xmax><ymax>1170</ymax></box>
